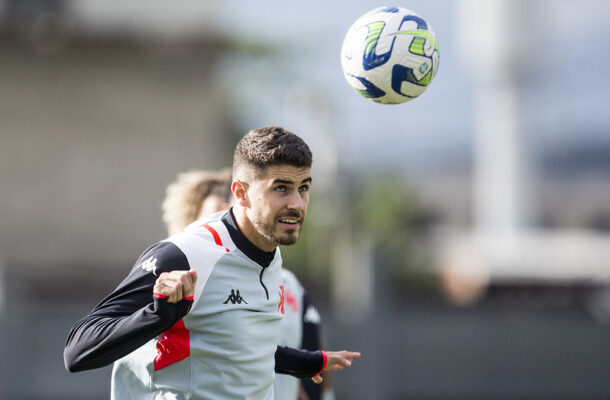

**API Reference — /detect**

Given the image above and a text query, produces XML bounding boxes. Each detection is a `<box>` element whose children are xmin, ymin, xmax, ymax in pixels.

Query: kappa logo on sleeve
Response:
<box><xmin>304</xmin><ymin>304</ymin><xmax>321</xmax><ymax>324</ymax></box>
<box><xmin>139</xmin><ymin>256</ymin><xmax>158</xmax><ymax>276</ymax></box>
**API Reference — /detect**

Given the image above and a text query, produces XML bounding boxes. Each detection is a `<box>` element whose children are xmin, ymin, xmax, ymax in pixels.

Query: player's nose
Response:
<box><xmin>286</xmin><ymin>190</ymin><xmax>307</xmax><ymax>213</ymax></box>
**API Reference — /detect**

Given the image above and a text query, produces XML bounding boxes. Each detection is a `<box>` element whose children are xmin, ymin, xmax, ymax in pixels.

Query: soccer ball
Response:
<box><xmin>340</xmin><ymin>6</ymin><xmax>439</xmax><ymax>104</ymax></box>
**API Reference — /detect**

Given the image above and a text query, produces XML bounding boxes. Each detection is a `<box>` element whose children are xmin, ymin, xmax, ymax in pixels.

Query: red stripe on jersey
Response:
<box><xmin>154</xmin><ymin>319</ymin><xmax>190</xmax><ymax>371</ymax></box>
<box><xmin>204</xmin><ymin>224</ymin><xmax>230</xmax><ymax>252</ymax></box>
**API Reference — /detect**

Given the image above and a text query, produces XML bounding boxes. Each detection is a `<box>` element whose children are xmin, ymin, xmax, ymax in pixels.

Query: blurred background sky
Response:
<box><xmin>1</xmin><ymin>0</ymin><xmax>609</xmax><ymax>399</ymax></box>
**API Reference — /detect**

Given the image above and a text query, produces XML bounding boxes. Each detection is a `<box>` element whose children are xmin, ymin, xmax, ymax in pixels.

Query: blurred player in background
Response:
<box><xmin>162</xmin><ymin>169</ymin><xmax>233</xmax><ymax>237</ymax></box>
<box><xmin>162</xmin><ymin>169</ymin><xmax>335</xmax><ymax>400</ymax></box>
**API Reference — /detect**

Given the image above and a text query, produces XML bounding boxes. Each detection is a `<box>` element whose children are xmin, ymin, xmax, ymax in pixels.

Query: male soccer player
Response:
<box><xmin>161</xmin><ymin>169</ymin><xmax>334</xmax><ymax>400</ymax></box>
<box><xmin>64</xmin><ymin>127</ymin><xmax>359</xmax><ymax>399</ymax></box>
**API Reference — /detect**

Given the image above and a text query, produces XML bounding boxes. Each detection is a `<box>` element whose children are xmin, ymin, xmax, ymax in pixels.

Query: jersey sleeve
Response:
<box><xmin>64</xmin><ymin>241</ymin><xmax>193</xmax><ymax>372</ymax></box>
<box><xmin>300</xmin><ymin>291</ymin><xmax>322</xmax><ymax>351</ymax></box>
<box><xmin>274</xmin><ymin>345</ymin><xmax>324</xmax><ymax>378</ymax></box>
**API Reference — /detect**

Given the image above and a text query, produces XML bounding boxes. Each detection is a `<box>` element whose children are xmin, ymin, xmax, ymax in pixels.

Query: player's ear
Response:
<box><xmin>232</xmin><ymin>180</ymin><xmax>249</xmax><ymax>207</ymax></box>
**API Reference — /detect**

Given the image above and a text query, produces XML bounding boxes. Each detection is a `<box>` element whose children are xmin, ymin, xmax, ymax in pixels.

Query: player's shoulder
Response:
<box><xmin>165</xmin><ymin>210</ymin><xmax>234</xmax><ymax>255</ymax></box>
<box><xmin>128</xmin><ymin>211</ymin><xmax>233</xmax><ymax>278</ymax></box>
<box><xmin>131</xmin><ymin>240</ymin><xmax>191</xmax><ymax>277</ymax></box>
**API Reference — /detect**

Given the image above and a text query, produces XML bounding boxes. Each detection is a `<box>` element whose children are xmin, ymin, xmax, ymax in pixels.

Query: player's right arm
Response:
<box><xmin>64</xmin><ymin>241</ymin><xmax>195</xmax><ymax>372</ymax></box>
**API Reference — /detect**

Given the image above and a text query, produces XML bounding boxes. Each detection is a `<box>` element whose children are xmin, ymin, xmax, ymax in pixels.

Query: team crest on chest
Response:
<box><xmin>278</xmin><ymin>285</ymin><xmax>285</xmax><ymax>315</ymax></box>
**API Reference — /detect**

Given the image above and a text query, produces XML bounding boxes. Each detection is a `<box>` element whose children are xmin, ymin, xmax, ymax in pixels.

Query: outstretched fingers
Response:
<box><xmin>324</xmin><ymin>350</ymin><xmax>361</xmax><ymax>371</ymax></box>
<box><xmin>311</xmin><ymin>350</ymin><xmax>361</xmax><ymax>384</ymax></box>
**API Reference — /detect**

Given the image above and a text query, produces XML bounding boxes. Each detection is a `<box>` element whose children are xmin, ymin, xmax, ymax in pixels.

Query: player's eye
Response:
<box><xmin>298</xmin><ymin>185</ymin><xmax>310</xmax><ymax>192</ymax></box>
<box><xmin>275</xmin><ymin>185</ymin><xmax>287</xmax><ymax>192</ymax></box>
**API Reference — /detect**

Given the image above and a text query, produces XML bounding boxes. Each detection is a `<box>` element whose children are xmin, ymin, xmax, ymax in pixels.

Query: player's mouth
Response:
<box><xmin>277</xmin><ymin>213</ymin><xmax>303</xmax><ymax>228</ymax></box>
<box><xmin>278</xmin><ymin>217</ymin><xmax>300</xmax><ymax>227</ymax></box>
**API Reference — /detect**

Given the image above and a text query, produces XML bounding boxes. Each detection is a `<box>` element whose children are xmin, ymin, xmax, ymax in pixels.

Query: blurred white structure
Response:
<box><xmin>458</xmin><ymin>0</ymin><xmax>537</xmax><ymax>235</ymax></box>
<box><xmin>449</xmin><ymin>0</ymin><xmax>610</xmax><ymax>287</ymax></box>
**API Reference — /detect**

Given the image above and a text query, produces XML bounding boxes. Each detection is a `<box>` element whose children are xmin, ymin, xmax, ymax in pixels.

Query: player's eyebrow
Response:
<box><xmin>272</xmin><ymin>177</ymin><xmax>312</xmax><ymax>185</ymax></box>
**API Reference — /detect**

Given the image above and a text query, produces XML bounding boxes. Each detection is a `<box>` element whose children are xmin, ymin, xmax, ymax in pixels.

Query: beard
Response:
<box><xmin>276</xmin><ymin>229</ymin><xmax>300</xmax><ymax>246</ymax></box>
<box><xmin>251</xmin><ymin>210</ymin><xmax>303</xmax><ymax>247</ymax></box>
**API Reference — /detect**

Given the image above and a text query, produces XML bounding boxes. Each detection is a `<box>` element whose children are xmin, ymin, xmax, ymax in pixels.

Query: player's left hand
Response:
<box><xmin>311</xmin><ymin>350</ymin><xmax>361</xmax><ymax>383</ymax></box>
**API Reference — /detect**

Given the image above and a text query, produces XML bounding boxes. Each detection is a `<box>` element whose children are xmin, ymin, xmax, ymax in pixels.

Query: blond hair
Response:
<box><xmin>162</xmin><ymin>169</ymin><xmax>231</xmax><ymax>235</ymax></box>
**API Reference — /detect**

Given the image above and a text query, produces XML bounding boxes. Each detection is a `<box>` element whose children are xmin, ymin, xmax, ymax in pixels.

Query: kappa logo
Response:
<box><xmin>304</xmin><ymin>304</ymin><xmax>321</xmax><ymax>324</ymax></box>
<box><xmin>223</xmin><ymin>289</ymin><xmax>247</xmax><ymax>305</ymax></box>
<box><xmin>139</xmin><ymin>256</ymin><xmax>158</xmax><ymax>276</ymax></box>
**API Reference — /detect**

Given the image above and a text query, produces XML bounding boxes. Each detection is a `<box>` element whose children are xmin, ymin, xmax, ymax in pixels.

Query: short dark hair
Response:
<box><xmin>233</xmin><ymin>127</ymin><xmax>312</xmax><ymax>178</ymax></box>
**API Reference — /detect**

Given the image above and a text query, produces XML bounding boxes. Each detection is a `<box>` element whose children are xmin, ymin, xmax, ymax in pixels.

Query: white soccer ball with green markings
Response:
<box><xmin>341</xmin><ymin>6</ymin><xmax>440</xmax><ymax>104</ymax></box>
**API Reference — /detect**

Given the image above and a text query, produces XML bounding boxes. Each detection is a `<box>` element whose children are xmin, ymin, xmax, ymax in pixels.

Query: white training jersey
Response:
<box><xmin>64</xmin><ymin>209</ymin><xmax>324</xmax><ymax>400</ymax></box>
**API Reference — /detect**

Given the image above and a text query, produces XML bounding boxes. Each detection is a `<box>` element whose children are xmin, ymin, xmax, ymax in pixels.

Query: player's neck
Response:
<box><xmin>233</xmin><ymin>206</ymin><xmax>277</xmax><ymax>253</ymax></box>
